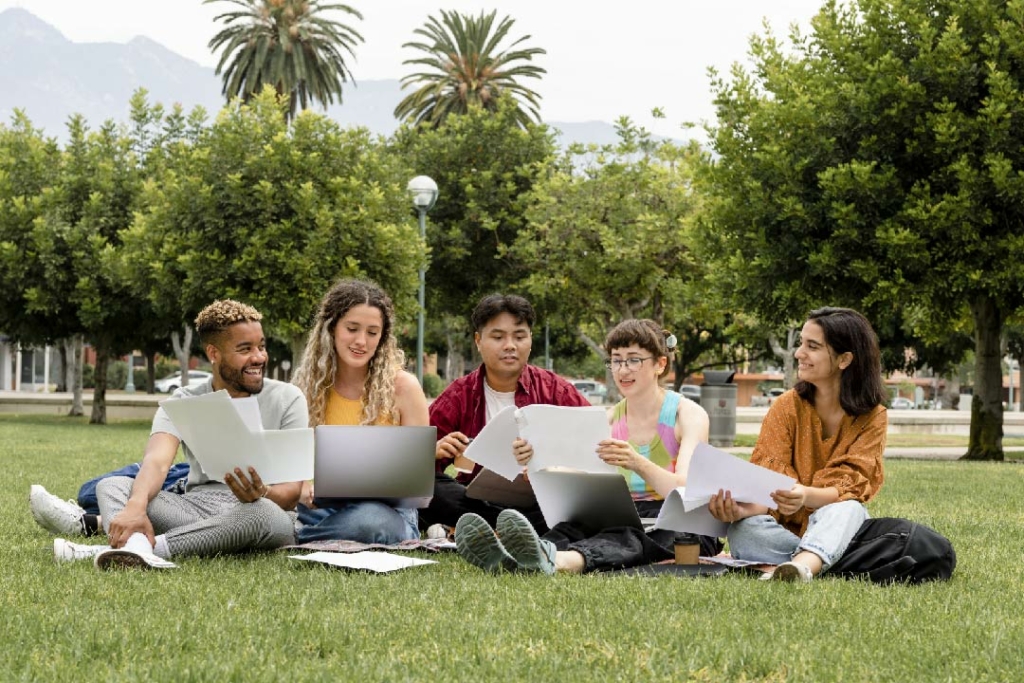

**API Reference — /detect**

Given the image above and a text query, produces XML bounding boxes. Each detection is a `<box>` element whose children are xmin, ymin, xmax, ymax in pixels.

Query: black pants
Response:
<box><xmin>543</xmin><ymin>500</ymin><xmax>722</xmax><ymax>573</ymax></box>
<box><xmin>418</xmin><ymin>473</ymin><xmax>548</xmax><ymax>534</ymax></box>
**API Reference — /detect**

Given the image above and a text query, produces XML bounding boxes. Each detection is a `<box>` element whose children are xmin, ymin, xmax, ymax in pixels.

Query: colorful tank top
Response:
<box><xmin>325</xmin><ymin>391</ymin><xmax>396</xmax><ymax>426</ymax></box>
<box><xmin>610</xmin><ymin>390</ymin><xmax>681</xmax><ymax>501</ymax></box>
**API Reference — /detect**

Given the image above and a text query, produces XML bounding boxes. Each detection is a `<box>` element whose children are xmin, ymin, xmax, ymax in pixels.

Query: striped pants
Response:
<box><xmin>96</xmin><ymin>476</ymin><xmax>295</xmax><ymax>558</ymax></box>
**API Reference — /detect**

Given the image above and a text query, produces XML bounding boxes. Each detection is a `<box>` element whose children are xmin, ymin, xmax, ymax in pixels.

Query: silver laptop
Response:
<box><xmin>312</xmin><ymin>425</ymin><xmax>437</xmax><ymax>509</ymax></box>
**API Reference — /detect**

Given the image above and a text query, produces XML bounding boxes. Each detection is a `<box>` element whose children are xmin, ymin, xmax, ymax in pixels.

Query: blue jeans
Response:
<box><xmin>295</xmin><ymin>501</ymin><xmax>419</xmax><ymax>544</ymax></box>
<box><xmin>727</xmin><ymin>500</ymin><xmax>868</xmax><ymax>569</ymax></box>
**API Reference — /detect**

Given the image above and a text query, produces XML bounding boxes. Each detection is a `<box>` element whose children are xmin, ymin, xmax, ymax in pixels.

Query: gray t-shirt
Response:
<box><xmin>150</xmin><ymin>378</ymin><xmax>309</xmax><ymax>490</ymax></box>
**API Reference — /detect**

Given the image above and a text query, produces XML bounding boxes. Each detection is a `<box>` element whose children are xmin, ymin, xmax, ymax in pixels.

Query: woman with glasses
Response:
<box><xmin>455</xmin><ymin>318</ymin><xmax>721</xmax><ymax>575</ymax></box>
<box><xmin>707</xmin><ymin>307</ymin><xmax>887</xmax><ymax>581</ymax></box>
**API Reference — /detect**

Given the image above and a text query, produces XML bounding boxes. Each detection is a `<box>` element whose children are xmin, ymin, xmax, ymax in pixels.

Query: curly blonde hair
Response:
<box><xmin>194</xmin><ymin>300</ymin><xmax>263</xmax><ymax>346</ymax></box>
<box><xmin>293</xmin><ymin>280</ymin><xmax>405</xmax><ymax>427</ymax></box>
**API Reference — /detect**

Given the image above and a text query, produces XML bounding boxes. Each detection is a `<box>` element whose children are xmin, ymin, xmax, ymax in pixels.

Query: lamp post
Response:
<box><xmin>406</xmin><ymin>175</ymin><xmax>439</xmax><ymax>386</ymax></box>
<box><xmin>125</xmin><ymin>352</ymin><xmax>135</xmax><ymax>393</ymax></box>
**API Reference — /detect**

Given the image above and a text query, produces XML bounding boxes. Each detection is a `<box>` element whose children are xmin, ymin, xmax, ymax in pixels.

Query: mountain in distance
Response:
<box><xmin>0</xmin><ymin>7</ymin><xmax>640</xmax><ymax>148</ymax></box>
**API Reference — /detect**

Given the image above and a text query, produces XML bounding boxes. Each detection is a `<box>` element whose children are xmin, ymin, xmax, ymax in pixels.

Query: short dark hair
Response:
<box><xmin>471</xmin><ymin>294</ymin><xmax>535</xmax><ymax>333</ymax></box>
<box><xmin>604</xmin><ymin>319</ymin><xmax>673</xmax><ymax>359</ymax></box>
<box><xmin>194</xmin><ymin>300</ymin><xmax>263</xmax><ymax>347</ymax></box>
<box><xmin>795</xmin><ymin>307</ymin><xmax>887</xmax><ymax>416</ymax></box>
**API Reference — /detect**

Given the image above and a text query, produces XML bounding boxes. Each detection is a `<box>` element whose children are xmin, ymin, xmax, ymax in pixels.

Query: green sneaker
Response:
<box><xmin>455</xmin><ymin>513</ymin><xmax>517</xmax><ymax>573</ymax></box>
<box><xmin>496</xmin><ymin>509</ymin><xmax>556</xmax><ymax>575</ymax></box>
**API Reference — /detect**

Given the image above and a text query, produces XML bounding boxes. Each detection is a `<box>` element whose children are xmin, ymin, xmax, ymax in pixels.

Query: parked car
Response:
<box><xmin>679</xmin><ymin>385</ymin><xmax>702</xmax><ymax>402</ymax></box>
<box><xmin>890</xmin><ymin>396</ymin><xmax>915</xmax><ymax>409</ymax></box>
<box><xmin>154</xmin><ymin>370</ymin><xmax>212</xmax><ymax>393</ymax></box>
<box><xmin>570</xmin><ymin>379</ymin><xmax>609</xmax><ymax>405</ymax></box>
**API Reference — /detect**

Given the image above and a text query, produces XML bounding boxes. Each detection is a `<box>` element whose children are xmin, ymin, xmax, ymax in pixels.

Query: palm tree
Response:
<box><xmin>394</xmin><ymin>10</ymin><xmax>546</xmax><ymax>128</ymax></box>
<box><xmin>205</xmin><ymin>0</ymin><xmax>363</xmax><ymax>119</ymax></box>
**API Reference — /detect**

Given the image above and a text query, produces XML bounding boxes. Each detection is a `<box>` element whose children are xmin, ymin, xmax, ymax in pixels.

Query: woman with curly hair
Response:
<box><xmin>292</xmin><ymin>279</ymin><xmax>429</xmax><ymax>543</ymax></box>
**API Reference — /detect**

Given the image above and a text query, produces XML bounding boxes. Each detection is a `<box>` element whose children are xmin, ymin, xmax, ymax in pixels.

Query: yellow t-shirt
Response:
<box><xmin>324</xmin><ymin>390</ymin><xmax>396</xmax><ymax>426</ymax></box>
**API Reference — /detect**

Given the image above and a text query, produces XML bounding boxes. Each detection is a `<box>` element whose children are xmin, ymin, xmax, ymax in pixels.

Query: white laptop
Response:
<box><xmin>312</xmin><ymin>425</ymin><xmax>437</xmax><ymax>509</ymax></box>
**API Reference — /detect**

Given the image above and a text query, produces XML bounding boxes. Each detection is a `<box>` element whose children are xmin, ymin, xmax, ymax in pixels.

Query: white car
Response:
<box><xmin>571</xmin><ymin>380</ymin><xmax>609</xmax><ymax>405</ymax></box>
<box><xmin>680</xmin><ymin>385</ymin><xmax>702</xmax><ymax>402</ymax></box>
<box><xmin>890</xmin><ymin>396</ymin><xmax>915</xmax><ymax>409</ymax></box>
<box><xmin>154</xmin><ymin>370</ymin><xmax>212</xmax><ymax>393</ymax></box>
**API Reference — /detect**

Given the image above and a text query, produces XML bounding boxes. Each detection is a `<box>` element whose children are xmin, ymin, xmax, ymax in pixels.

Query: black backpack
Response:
<box><xmin>824</xmin><ymin>517</ymin><xmax>956</xmax><ymax>584</ymax></box>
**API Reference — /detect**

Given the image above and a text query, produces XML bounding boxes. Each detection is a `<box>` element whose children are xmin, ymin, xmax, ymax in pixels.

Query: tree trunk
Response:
<box><xmin>769</xmin><ymin>327</ymin><xmax>799</xmax><ymax>388</ymax></box>
<box><xmin>290</xmin><ymin>332</ymin><xmax>308</xmax><ymax>378</ymax></box>
<box><xmin>171</xmin><ymin>324</ymin><xmax>193</xmax><ymax>388</ymax></box>
<box><xmin>68</xmin><ymin>335</ymin><xmax>84</xmax><ymax>417</ymax></box>
<box><xmin>57</xmin><ymin>342</ymin><xmax>68</xmax><ymax>392</ymax></box>
<box><xmin>90</xmin><ymin>343</ymin><xmax>109</xmax><ymax>425</ymax></box>
<box><xmin>145</xmin><ymin>351</ymin><xmax>156</xmax><ymax>394</ymax></box>
<box><xmin>963</xmin><ymin>295</ymin><xmax>1004</xmax><ymax>460</ymax></box>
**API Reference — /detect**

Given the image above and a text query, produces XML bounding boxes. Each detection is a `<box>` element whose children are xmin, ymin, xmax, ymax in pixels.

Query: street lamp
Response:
<box><xmin>407</xmin><ymin>175</ymin><xmax>438</xmax><ymax>386</ymax></box>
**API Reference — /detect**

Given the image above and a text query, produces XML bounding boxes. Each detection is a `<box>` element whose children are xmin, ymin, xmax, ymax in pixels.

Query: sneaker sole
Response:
<box><xmin>772</xmin><ymin>563</ymin><xmax>811</xmax><ymax>582</ymax></box>
<box><xmin>95</xmin><ymin>550</ymin><xmax>176</xmax><ymax>570</ymax></box>
<box><xmin>496</xmin><ymin>510</ymin><xmax>554</xmax><ymax>575</ymax></box>
<box><xmin>455</xmin><ymin>514</ymin><xmax>516</xmax><ymax>573</ymax></box>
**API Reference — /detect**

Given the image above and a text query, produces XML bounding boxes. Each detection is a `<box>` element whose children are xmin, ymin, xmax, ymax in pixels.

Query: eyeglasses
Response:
<box><xmin>604</xmin><ymin>357</ymin><xmax>653</xmax><ymax>371</ymax></box>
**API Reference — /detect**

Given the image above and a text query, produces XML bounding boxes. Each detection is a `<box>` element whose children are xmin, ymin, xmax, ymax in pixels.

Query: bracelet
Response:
<box><xmin>261</xmin><ymin>484</ymin><xmax>271</xmax><ymax>498</ymax></box>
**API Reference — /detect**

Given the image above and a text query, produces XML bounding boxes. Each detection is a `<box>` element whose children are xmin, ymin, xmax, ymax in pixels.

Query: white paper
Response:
<box><xmin>160</xmin><ymin>390</ymin><xmax>314</xmax><ymax>484</ymax></box>
<box><xmin>684</xmin><ymin>441</ymin><xmax>797</xmax><ymax>509</ymax></box>
<box><xmin>230</xmin><ymin>396</ymin><xmax>263</xmax><ymax>432</ymax></box>
<box><xmin>462</xmin><ymin>406</ymin><xmax>521</xmax><ymax>480</ymax></box>
<box><xmin>653</xmin><ymin>487</ymin><xmax>728</xmax><ymax>537</ymax></box>
<box><xmin>518</xmin><ymin>405</ymin><xmax>615</xmax><ymax>475</ymax></box>
<box><xmin>289</xmin><ymin>551</ymin><xmax>437</xmax><ymax>572</ymax></box>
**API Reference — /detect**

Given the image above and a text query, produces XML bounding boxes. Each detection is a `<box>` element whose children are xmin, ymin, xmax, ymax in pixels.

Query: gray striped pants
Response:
<box><xmin>96</xmin><ymin>476</ymin><xmax>295</xmax><ymax>558</ymax></box>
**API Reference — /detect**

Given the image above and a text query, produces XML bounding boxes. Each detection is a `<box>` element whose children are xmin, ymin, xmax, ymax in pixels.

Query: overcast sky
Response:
<box><xmin>1</xmin><ymin>0</ymin><xmax>825</xmax><ymax>138</ymax></box>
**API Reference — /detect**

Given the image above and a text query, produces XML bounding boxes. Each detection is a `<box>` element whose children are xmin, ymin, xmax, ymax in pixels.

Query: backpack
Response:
<box><xmin>824</xmin><ymin>517</ymin><xmax>956</xmax><ymax>584</ymax></box>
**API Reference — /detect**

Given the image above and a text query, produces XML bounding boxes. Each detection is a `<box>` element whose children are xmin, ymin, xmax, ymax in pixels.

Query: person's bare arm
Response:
<box><xmin>106</xmin><ymin>432</ymin><xmax>179</xmax><ymax>548</ymax></box>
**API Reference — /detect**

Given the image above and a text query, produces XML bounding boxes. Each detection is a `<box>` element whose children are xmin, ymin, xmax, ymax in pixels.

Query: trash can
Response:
<box><xmin>700</xmin><ymin>370</ymin><xmax>737</xmax><ymax>448</ymax></box>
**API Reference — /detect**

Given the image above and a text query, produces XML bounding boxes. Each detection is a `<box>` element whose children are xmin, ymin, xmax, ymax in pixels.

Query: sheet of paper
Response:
<box><xmin>462</xmin><ymin>405</ymin><xmax>521</xmax><ymax>480</ymax></box>
<box><xmin>684</xmin><ymin>441</ymin><xmax>797</xmax><ymax>509</ymax></box>
<box><xmin>160</xmin><ymin>390</ymin><xmax>313</xmax><ymax>484</ymax></box>
<box><xmin>517</xmin><ymin>405</ymin><xmax>615</xmax><ymax>475</ymax></box>
<box><xmin>653</xmin><ymin>487</ymin><xmax>728</xmax><ymax>537</ymax></box>
<box><xmin>289</xmin><ymin>551</ymin><xmax>437</xmax><ymax>572</ymax></box>
<box><xmin>231</xmin><ymin>396</ymin><xmax>263</xmax><ymax>432</ymax></box>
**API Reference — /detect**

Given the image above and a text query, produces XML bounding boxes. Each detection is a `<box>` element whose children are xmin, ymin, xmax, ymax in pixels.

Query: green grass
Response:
<box><xmin>2</xmin><ymin>414</ymin><xmax>1022</xmax><ymax>682</ymax></box>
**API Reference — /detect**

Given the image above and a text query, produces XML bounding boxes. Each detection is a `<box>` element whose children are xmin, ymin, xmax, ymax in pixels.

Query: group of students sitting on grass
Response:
<box><xmin>28</xmin><ymin>281</ymin><xmax>950</xmax><ymax>582</ymax></box>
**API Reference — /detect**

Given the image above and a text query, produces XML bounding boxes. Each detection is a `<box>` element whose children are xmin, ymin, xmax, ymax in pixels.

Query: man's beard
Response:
<box><xmin>218</xmin><ymin>362</ymin><xmax>264</xmax><ymax>395</ymax></box>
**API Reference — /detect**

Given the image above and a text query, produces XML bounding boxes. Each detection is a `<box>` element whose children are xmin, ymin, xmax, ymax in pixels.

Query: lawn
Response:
<box><xmin>2</xmin><ymin>414</ymin><xmax>1022</xmax><ymax>682</ymax></box>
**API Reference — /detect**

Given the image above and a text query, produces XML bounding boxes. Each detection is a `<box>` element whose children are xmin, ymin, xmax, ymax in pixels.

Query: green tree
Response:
<box><xmin>394</xmin><ymin>9</ymin><xmax>546</xmax><ymax>128</ymax></box>
<box><xmin>206</xmin><ymin>0</ymin><xmax>364</xmax><ymax>119</ymax></box>
<box><xmin>393</xmin><ymin>98</ymin><xmax>557</xmax><ymax>367</ymax></box>
<box><xmin>507</xmin><ymin>118</ymin><xmax>725</xmax><ymax>391</ymax></box>
<box><xmin>124</xmin><ymin>89</ymin><xmax>422</xmax><ymax>363</ymax></box>
<box><xmin>702</xmin><ymin>0</ymin><xmax>1024</xmax><ymax>460</ymax></box>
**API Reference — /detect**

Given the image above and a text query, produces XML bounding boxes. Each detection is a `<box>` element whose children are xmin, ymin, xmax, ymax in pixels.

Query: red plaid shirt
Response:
<box><xmin>429</xmin><ymin>364</ymin><xmax>591</xmax><ymax>482</ymax></box>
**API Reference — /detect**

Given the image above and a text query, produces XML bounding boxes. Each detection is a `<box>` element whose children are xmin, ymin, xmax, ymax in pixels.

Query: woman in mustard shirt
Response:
<box><xmin>292</xmin><ymin>279</ymin><xmax>429</xmax><ymax>543</ymax></box>
<box><xmin>709</xmin><ymin>307</ymin><xmax>888</xmax><ymax>581</ymax></box>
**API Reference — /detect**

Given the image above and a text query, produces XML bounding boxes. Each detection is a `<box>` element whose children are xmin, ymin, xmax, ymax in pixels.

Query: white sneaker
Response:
<box><xmin>30</xmin><ymin>485</ymin><xmax>87</xmax><ymax>536</ymax></box>
<box><xmin>772</xmin><ymin>561</ymin><xmax>814</xmax><ymax>583</ymax></box>
<box><xmin>425</xmin><ymin>523</ymin><xmax>451</xmax><ymax>540</ymax></box>
<box><xmin>54</xmin><ymin>538</ymin><xmax>109</xmax><ymax>563</ymax></box>
<box><xmin>95</xmin><ymin>548</ymin><xmax>177</xmax><ymax>571</ymax></box>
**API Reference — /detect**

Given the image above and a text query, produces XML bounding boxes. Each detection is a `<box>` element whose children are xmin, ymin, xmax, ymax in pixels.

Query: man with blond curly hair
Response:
<box><xmin>46</xmin><ymin>300</ymin><xmax>308</xmax><ymax>570</ymax></box>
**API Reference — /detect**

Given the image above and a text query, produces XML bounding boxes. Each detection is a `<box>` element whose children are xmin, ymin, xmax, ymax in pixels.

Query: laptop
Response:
<box><xmin>312</xmin><ymin>425</ymin><xmax>437</xmax><ymax>509</ymax></box>
<box><xmin>528</xmin><ymin>468</ymin><xmax>644</xmax><ymax>531</ymax></box>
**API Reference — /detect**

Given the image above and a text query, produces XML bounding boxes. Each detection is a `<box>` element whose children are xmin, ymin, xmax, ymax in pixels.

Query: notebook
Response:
<box><xmin>312</xmin><ymin>425</ymin><xmax>437</xmax><ymax>509</ymax></box>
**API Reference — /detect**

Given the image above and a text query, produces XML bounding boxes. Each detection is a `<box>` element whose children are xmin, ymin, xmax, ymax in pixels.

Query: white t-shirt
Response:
<box><xmin>483</xmin><ymin>379</ymin><xmax>516</xmax><ymax>423</ymax></box>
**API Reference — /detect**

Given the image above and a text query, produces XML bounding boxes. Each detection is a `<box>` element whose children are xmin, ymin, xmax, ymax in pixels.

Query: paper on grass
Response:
<box><xmin>518</xmin><ymin>405</ymin><xmax>615</xmax><ymax>475</ymax></box>
<box><xmin>684</xmin><ymin>441</ymin><xmax>797</xmax><ymax>509</ymax></box>
<box><xmin>462</xmin><ymin>405</ymin><xmax>521</xmax><ymax>480</ymax></box>
<box><xmin>160</xmin><ymin>390</ymin><xmax>313</xmax><ymax>484</ymax></box>
<box><xmin>289</xmin><ymin>551</ymin><xmax>437</xmax><ymax>573</ymax></box>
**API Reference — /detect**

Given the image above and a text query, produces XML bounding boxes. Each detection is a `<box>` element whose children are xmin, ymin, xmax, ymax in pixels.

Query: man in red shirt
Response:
<box><xmin>422</xmin><ymin>294</ymin><xmax>590</xmax><ymax>532</ymax></box>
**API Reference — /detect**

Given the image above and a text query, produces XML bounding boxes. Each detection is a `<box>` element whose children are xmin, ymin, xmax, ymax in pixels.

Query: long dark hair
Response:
<box><xmin>795</xmin><ymin>307</ymin><xmax>886</xmax><ymax>416</ymax></box>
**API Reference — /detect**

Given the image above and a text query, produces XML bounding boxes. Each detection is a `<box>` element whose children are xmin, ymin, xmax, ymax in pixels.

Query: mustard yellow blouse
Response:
<box><xmin>325</xmin><ymin>391</ymin><xmax>396</xmax><ymax>426</ymax></box>
<box><xmin>751</xmin><ymin>389</ymin><xmax>887</xmax><ymax>536</ymax></box>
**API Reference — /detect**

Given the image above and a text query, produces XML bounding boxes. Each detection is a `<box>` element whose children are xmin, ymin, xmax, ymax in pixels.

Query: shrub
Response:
<box><xmin>422</xmin><ymin>373</ymin><xmax>446</xmax><ymax>398</ymax></box>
